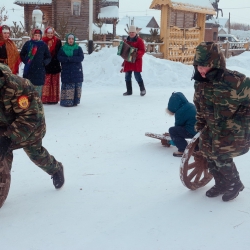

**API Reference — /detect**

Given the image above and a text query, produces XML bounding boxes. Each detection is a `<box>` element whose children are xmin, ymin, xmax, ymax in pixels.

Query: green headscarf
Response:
<box><xmin>62</xmin><ymin>33</ymin><xmax>79</xmax><ymax>57</ymax></box>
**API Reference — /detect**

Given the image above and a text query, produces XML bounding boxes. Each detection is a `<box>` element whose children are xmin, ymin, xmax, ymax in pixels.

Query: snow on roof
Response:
<box><xmin>92</xmin><ymin>23</ymin><xmax>113</xmax><ymax>35</ymax></box>
<box><xmin>217</xmin><ymin>18</ymin><xmax>229</xmax><ymax>28</ymax></box>
<box><xmin>98</xmin><ymin>6</ymin><xmax>119</xmax><ymax>19</ymax></box>
<box><xmin>14</xmin><ymin>0</ymin><xmax>52</xmax><ymax>5</ymax></box>
<box><xmin>150</xmin><ymin>0</ymin><xmax>215</xmax><ymax>14</ymax></box>
<box><xmin>116</xmin><ymin>16</ymin><xmax>159</xmax><ymax>36</ymax></box>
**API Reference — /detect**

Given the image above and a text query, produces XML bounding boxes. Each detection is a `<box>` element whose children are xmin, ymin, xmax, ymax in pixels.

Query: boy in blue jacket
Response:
<box><xmin>166</xmin><ymin>92</ymin><xmax>197</xmax><ymax>157</ymax></box>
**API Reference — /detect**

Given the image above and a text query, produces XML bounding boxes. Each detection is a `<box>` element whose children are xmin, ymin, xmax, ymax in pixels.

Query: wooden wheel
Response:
<box><xmin>180</xmin><ymin>131</ymin><xmax>213</xmax><ymax>190</ymax></box>
<box><xmin>0</xmin><ymin>159</ymin><xmax>11</xmax><ymax>208</ymax></box>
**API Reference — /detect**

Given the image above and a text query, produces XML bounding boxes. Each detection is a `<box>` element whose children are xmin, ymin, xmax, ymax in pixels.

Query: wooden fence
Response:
<box><xmin>12</xmin><ymin>36</ymin><xmax>249</xmax><ymax>60</ymax></box>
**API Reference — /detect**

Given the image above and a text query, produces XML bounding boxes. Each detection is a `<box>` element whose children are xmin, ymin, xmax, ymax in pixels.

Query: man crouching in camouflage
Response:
<box><xmin>0</xmin><ymin>63</ymin><xmax>64</xmax><ymax>190</ymax></box>
<box><xmin>192</xmin><ymin>42</ymin><xmax>250</xmax><ymax>202</ymax></box>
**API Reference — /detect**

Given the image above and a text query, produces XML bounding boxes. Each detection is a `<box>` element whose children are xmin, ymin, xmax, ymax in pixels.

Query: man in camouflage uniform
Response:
<box><xmin>0</xmin><ymin>63</ymin><xmax>64</xmax><ymax>190</ymax></box>
<box><xmin>192</xmin><ymin>42</ymin><xmax>250</xmax><ymax>202</ymax></box>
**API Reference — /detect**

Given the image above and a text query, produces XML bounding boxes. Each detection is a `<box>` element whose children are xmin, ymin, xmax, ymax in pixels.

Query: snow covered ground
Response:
<box><xmin>1</xmin><ymin>47</ymin><xmax>250</xmax><ymax>250</ymax></box>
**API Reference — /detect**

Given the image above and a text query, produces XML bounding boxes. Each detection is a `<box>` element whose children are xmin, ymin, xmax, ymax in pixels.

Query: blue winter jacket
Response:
<box><xmin>57</xmin><ymin>46</ymin><xmax>84</xmax><ymax>84</ymax></box>
<box><xmin>167</xmin><ymin>92</ymin><xmax>197</xmax><ymax>136</ymax></box>
<box><xmin>20</xmin><ymin>40</ymin><xmax>51</xmax><ymax>86</ymax></box>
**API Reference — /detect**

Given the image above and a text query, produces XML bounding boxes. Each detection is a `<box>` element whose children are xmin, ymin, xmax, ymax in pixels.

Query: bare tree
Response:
<box><xmin>56</xmin><ymin>12</ymin><xmax>77</xmax><ymax>40</ymax></box>
<box><xmin>0</xmin><ymin>6</ymin><xmax>8</xmax><ymax>25</ymax></box>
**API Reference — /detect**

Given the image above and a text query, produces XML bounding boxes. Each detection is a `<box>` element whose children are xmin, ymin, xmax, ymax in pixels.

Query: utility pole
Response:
<box><xmin>228</xmin><ymin>12</ymin><xmax>231</xmax><ymax>34</ymax></box>
<box><xmin>88</xmin><ymin>0</ymin><xmax>93</xmax><ymax>54</ymax></box>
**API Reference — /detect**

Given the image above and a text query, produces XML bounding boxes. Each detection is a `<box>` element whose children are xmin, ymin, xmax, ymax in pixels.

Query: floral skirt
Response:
<box><xmin>60</xmin><ymin>82</ymin><xmax>82</xmax><ymax>107</ymax></box>
<box><xmin>41</xmin><ymin>73</ymin><xmax>60</xmax><ymax>104</ymax></box>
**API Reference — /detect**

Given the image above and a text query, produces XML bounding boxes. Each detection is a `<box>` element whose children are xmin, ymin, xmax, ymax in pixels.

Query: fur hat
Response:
<box><xmin>128</xmin><ymin>25</ymin><xmax>137</xmax><ymax>33</ymax></box>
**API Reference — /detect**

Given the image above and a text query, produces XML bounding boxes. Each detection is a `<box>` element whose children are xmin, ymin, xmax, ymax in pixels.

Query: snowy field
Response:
<box><xmin>1</xmin><ymin>47</ymin><xmax>250</xmax><ymax>250</ymax></box>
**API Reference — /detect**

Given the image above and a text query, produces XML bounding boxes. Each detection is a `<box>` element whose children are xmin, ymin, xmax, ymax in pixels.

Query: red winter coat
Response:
<box><xmin>123</xmin><ymin>35</ymin><xmax>145</xmax><ymax>72</ymax></box>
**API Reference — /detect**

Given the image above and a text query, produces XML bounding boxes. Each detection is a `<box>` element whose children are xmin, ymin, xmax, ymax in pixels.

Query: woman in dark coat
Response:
<box><xmin>20</xmin><ymin>29</ymin><xmax>51</xmax><ymax>97</ymax></box>
<box><xmin>57</xmin><ymin>33</ymin><xmax>84</xmax><ymax>107</ymax></box>
<box><xmin>41</xmin><ymin>27</ymin><xmax>62</xmax><ymax>104</ymax></box>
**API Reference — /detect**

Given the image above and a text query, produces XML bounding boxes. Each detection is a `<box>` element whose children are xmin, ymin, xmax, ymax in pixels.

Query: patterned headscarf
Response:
<box><xmin>42</xmin><ymin>26</ymin><xmax>59</xmax><ymax>57</ymax></box>
<box><xmin>0</xmin><ymin>25</ymin><xmax>20</xmax><ymax>74</ymax></box>
<box><xmin>62</xmin><ymin>33</ymin><xmax>79</xmax><ymax>57</ymax></box>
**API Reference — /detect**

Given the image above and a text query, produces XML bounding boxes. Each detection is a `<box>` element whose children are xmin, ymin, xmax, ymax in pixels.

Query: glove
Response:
<box><xmin>0</xmin><ymin>136</ymin><xmax>12</xmax><ymax>160</ymax></box>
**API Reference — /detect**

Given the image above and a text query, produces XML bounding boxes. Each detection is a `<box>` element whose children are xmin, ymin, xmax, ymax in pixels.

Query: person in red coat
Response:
<box><xmin>123</xmin><ymin>25</ymin><xmax>146</xmax><ymax>96</ymax></box>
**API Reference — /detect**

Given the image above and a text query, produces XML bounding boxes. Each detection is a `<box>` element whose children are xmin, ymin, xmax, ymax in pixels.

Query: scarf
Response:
<box><xmin>62</xmin><ymin>33</ymin><xmax>79</xmax><ymax>57</ymax></box>
<box><xmin>0</xmin><ymin>34</ymin><xmax>20</xmax><ymax>74</ymax></box>
<box><xmin>23</xmin><ymin>40</ymin><xmax>44</xmax><ymax>76</ymax></box>
<box><xmin>42</xmin><ymin>35</ymin><xmax>58</xmax><ymax>57</ymax></box>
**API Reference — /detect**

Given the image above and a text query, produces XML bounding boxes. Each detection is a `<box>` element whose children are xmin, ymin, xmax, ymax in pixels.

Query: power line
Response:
<box><xmin>222</xmin><ymin>7</ymin><xmax>250</xmax><ymax>9</ymax></box>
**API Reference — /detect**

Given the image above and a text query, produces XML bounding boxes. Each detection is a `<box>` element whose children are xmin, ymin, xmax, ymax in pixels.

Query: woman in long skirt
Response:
<box><xmin>42</xmin><ymin>27</ymin><xmax>62</xmax><ymax>104</ymax></box>
<box><xmin>57</xmin><ymin>33</ymin><xmax>84</xmax><ymax>107</ymax></box>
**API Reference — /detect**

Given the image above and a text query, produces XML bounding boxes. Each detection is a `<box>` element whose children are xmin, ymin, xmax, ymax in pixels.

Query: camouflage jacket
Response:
<box><xmin>0</xmin><ymin>63</ymin><xmax>46</xmax><ymax>149</ymax></box>
<box><xmin>193</xmin><ymin>42</ymin><xmax>250</xmax><ymax>160</ymax></box>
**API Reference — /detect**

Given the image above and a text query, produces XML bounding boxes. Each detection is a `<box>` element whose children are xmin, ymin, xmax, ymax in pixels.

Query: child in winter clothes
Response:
<box><xmin>166</xmin><ymin>92</ymin><xmax>197</xmax><ymax>157</ymax></box>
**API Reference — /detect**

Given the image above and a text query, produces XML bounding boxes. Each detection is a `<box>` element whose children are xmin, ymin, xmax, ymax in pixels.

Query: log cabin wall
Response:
<box><xmin>23</xmin><ymin>4</ymin><xmax>52</xmax><ymax>34</ymax></box>
<box><xmin>53</xmin><ymin>0</ymin><xmax>95</xmax><ymax>40</ymax></box>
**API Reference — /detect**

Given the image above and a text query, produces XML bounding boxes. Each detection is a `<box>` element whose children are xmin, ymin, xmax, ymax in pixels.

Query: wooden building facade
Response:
<box><xmin>150</xmin><ymin>0</ymin><xmax>216</xmax><ymax>64</ymax></box>
<box><xmin>14</xmin><ymin>0</ymin><xmax>118</xmax><ymax>40</ymax></box>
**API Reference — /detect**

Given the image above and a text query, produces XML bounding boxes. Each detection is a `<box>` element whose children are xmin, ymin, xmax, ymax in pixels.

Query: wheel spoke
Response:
<box><xmin>187</xmin><ymin>167</ymin><xmax>199</xmax><ymax>181</ymax></box>
<box><xmin>187</xmin><ymin>162</ymin><xmax>197</xmax><ymax>170</ymax></box>
<box><xmin>194</xmin><ymin>168</ymin><xmax>203</xmax><ymax>183</ymax></box>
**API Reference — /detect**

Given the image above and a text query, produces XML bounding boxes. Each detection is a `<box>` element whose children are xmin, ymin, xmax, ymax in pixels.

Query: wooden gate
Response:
<box><xmin>168</xmin><ymin>26</ymin><xmax>200</xmax><ymax>65</ymax></box>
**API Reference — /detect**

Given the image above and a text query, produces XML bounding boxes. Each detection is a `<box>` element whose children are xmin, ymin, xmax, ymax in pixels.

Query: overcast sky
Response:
<box><xmin>1</xmin><ymin>0</ymin><xmax>250</xmax><ymax>26</ymax></box>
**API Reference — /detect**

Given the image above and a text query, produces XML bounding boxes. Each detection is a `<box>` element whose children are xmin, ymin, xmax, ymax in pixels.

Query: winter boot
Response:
<box><xmin>221</xmin><ymin>177</ymin><xmax>244</xmax><ymax>202</ymax></box>
<box><xmin>220</xmin><ymin>163</ymin><xmax>244</xmax><ymax>202</ymax></box>
<box><xmin>123</xmin><ymin>81</ymin><xmax>132</xmax><ymax>96</ymax></box>
<box><xmin>51</xmin><ymin>163</ymin><xmax>65</xmax><ymax>189</ymax></box>
<box><xmin>206</xmin><ymin>169</ymin><xmax>227</xmax><ymax>197</ymax></box>
<box><xmin>138</xmin><ymin>81</ymin><xmax>146</xmax><ymax>96</ymax></box>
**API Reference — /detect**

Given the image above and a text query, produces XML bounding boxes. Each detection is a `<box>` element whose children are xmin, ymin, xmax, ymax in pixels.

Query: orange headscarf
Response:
<box><xmin>0</xmin><ymin>25</ymin><xmax>21</xmax><ymax>74</ymax></box>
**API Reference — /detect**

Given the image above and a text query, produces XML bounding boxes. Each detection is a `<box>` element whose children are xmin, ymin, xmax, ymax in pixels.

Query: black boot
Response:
<box><xmin>51</xmin><ymin>163</ymin><xmax>65</xmax><ymax>189</ymax></box>
<box><xmin>220</xmin><ymin>163</ymin><xmax>244</xmax><ymax>202</ymax></box>
<box><xmin>138</xmin><ymin>81</ymin><xmax>146</xmax><ymax>96</ymax></box>
<box><xmin>206</xmin><ymin>169</ymin><xmax>227</xmax><ymax>197</ymax></box>
<box><xmin>123</xmin><ymin>81</ymin><xmax>132</xmax><ymax>96</ymax></box>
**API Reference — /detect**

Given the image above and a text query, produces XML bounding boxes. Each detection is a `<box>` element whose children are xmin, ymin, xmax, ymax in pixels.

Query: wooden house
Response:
<box><xmin>14</xmin><ymin>0</ymin><xmax>119</xmax><ymax>40</ymax></box>
<box><xmin>150</xmin><ymin>0</ymin><xmax>216</xmax><ymax>64</ymax></box>
<box><xmin>205</xmin><ymin>17</ymin><xmax>220</xmax><ymax>42</ymax></box>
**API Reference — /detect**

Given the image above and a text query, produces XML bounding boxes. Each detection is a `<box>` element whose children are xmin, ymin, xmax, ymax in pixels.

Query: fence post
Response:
<box><xmin>225</xmin><ymin>41</ymin><xmax>229</xmax><ymax>58</ymax></box>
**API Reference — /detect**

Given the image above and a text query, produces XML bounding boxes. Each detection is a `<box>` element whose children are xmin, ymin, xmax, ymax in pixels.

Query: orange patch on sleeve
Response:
<box><xmin>17</xmin><ymin>95</ymin><xmax>30</xmax><ymax>109</ymax></box>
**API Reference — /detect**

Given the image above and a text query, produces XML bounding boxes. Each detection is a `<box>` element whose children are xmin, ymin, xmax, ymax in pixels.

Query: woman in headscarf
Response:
<box><xmin>41</xmin><ymin>27</ymin><xmax>62</xmax><ymax>104</ymax></box>
<box><xmin>20</xmin><ymin>29</ymin><xmax>51</xmax><ymax>97</ymax></box>
<box><xmin>57</xmin><ymin>33</ymin><xmax>84</xmax><ymax>107</ymax></box>
<box><xmin>0</xmin><ymin>25</ymin><xmax>20</xmax><ymax>74</ymax></box>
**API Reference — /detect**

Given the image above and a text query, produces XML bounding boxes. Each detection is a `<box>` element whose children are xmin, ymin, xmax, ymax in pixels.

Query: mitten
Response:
<box><xmin>0</xmin><ymin>136</ymin><xmax>12</xmax><ymax>160</ymax></box>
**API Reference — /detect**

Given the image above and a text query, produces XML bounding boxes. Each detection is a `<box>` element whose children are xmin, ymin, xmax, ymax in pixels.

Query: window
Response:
<box><xmin>213</xmin><ymin>32</ymin><xmax>217</xmax><ymax>41</ymax></box>
<box><xmin>72</xmin><ymin>1</ymin><xmax>81</xmax><ymax>16</ymax></box>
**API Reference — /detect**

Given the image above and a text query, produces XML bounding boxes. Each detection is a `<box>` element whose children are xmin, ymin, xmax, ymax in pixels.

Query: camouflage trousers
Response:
<box><xmin>5</xmin><ymin>139</ymin><xmax>61</xmax><ymax>175</ymax></box>
<box><xmin>207</xmin><ymin>158</ymin><xmax>239</xmax><ymax>180</ymax></box>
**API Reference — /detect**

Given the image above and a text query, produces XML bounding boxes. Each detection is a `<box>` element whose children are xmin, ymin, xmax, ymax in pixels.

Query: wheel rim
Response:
<box><xmin>180</xmin><ymin>134</ymin><xmax>213</xmax><ymax>190</ymax></box>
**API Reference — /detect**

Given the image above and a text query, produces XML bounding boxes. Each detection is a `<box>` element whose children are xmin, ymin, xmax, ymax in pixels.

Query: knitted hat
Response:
<box><xmin>33</xmin><ymin>29</ymin><xmax>42</xmax><ymax>36</ymax></box>
<box><xmin>128</xmin><ymin>25</ymin><xmax>137</xmax><ymax>33</ymax></box>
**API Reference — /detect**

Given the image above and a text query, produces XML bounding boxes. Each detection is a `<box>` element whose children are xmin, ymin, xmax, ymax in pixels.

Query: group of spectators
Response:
<box><xmin>0</xmin><ymin>25</ymin><xmax>84</xmax><ymax>107</ymax></box>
